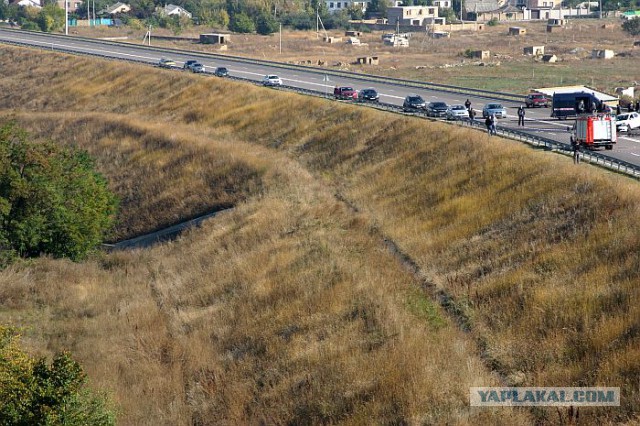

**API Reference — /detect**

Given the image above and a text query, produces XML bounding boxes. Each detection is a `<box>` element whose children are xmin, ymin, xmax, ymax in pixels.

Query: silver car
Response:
<box><xmin>482</xmin><ymin>103</ymin><xmax>507</xmax><ymax>119</ymax></box>
<box><xmin>262</xmin><ymin>75</ymin><xmax>282</xmax><ymax>86</ymax></box>
<box><xmin>445</xmin><ymin>104</ymin><xmax>469</xmax><ymax>120</ymax></box>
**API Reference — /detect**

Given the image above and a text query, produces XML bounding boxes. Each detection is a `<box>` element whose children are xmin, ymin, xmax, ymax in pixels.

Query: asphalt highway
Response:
<box><xmin>2</xmin><ymin>28</ymin><xmax>639</xmax><ymax>166</ymax></box>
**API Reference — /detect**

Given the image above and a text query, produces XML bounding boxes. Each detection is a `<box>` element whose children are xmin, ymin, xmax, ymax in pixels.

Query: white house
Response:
<box><xmin>433</xmin><ymin>0</ymin><xmax>452</xmax><ymax>9</ymax></box>
<box><xmin>325</xmin><ymin>0</ymin><xmax>371</xmax><ymax>13</ymax></box>
<box><xmin>163</xmin><ymin>4</ymin><xmax>192</xmax><ymax>19</ymax></box>
<box><xmin>99</xmin><ymin>2</ymin><xmax>131</xmax><ymax>14</ymax></box>
<box><xmin>387</xmin><ymin>6</ymin><xmax>439</xmax><ymax>26</ymax></box>
<box><xmin>16</xmin><ymin>0</ymin><xmax>41</xmax><ymax>7</ymax></box>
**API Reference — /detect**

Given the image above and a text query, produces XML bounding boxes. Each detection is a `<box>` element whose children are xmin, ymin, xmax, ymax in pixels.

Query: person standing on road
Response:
<box><xmin>517</xmin><ymin>105</ymin><xmax>525</xmax><ymax>126</ymax></box>
<box><xmin>465</xmin><ymin>99</ymin><xmax>471</xmax><ymax>111</ymax></box>
<box><xmin>616</xmin><ymin>104</ymin><xmax>621</xmax><ymax>115</ymax></box>
<box><xmin>485</xmin><ymin>115</ymin><xmax>492</xmax><ymax>135</ymax></box>
<box><xmin>571</xmin><ymin>136</ymin><xmax>580</xmax><ymax>164</ymax></box>
<box><xmin>490</xmin><ymin>114</ymin><xmax>497</xmax><ymax>135</ymax></box>
<box><xmin>636</xmin><ymin>100</ymin><xmax>640</xmax><ymax>112</ymax></box>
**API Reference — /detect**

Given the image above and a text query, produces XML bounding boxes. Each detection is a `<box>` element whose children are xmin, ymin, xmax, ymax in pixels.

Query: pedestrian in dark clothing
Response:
<box><xmin>517</xmin><ymin>105</ymin><xmax>525</xmax><ymax>126</ymax></box>
<box><xmin>573</xmin><ymin>140</ymin><xmax>580</xmax><ymax>164</ymax></box>
<box><xmin>629</xmin><ymin>103</ymin><xmax>634</xmax><ymax>112</ymax></box>
<box><xmin>485</xmin><ymin>116</ymin><xmax>492</xmax><ymax>135</ymax></box>
<box><xmin>616</xmin><ymin>104</ymin><xmax>621</xmax><ymax>115</ymax></box>
<box><xmin>465</xmin><ymin>99</ymin><xmax>471</xmax><ymax>111</ymax></box>
<box><xmin>636</xmin><ymin>100</ymin><xmax>640</xmax><ymax>112</ymax></box>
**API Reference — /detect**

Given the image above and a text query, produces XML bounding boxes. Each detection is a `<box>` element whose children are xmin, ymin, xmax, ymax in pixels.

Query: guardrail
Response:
<box><xmin>2</xmin><ymin>32</ymin><xmax>639</xmax><ymax>180</ymax></box>
<box><xmin>0</xmin><ymin>28</ymin><xmax>523</xmax><ymax>103</ymax></box>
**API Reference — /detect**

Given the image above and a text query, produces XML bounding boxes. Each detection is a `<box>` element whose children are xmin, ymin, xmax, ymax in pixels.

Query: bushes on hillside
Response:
<box><xmin>622</xmin><ymin>17</ymin><xmax>640</xmax><ymax>36</ymax></box>
<box><xmin>0</xmin><ymin>326</ymin><xmax>115</xmax><ymax>425</ymax></box>
<box><xmin>0</xmin><ymin>121</ymin><xmax>117</xmax><ymax>266</ymax></box>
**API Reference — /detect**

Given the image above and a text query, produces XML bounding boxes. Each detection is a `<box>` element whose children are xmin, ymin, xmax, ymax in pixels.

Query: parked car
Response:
<box><xmin>445</xmin><ymin>104</ymin><xmax>469</xmax><ymax>120</ymax></box>
<box><xmin>359</xmin><ymin>88</ymin><xmax>379</xmax><ymax>102</ymax></box>
<box><xmin>158</xmin><ymin>58</ymin><xmax>176</xmax><ymax>68</ymax></box>
<box><xmin>183</xmin><ymin>60</ymin><xmax>199</xmax><ymax>71</ymax></box>
<box><xmin>616</xmin><ymin>112</ymin><xmax>640</xmax><ymax>132</ymax></box>
<box><xmin>190</xmin><ymin>63</ymin><xmax>205</xmax><ymax>73</ymax></box>
<box><xmin>482</xmin><ymin>103</ymin><xmax>507</xmax><ymax>119</ymax></box>
<box><xmin>262</xmin><ymin>75</ymin><xmax>282</xmax><ymax>86</ymax></box>
<box><xmin>214</xmin><ymin>67</ymin><xmax>229</xmax><ymax>77</ymax></box>
<box><xmin>334</xmin><ymin>86</ymin><xmax>358</xmax><ymax>100</ymax></box>
<box><xmin>525</xmin><ymin>92</ymin><xmax>549</xmax><ymax>108</ymax></box>
<box><xmin>403</xmin><ymin>94</ymin><xmax>426</xmax><ymax>112</ymax></box>
<box><xmin>426</xmin><ymin>101</ymin><xmax>449</xmax><ymax>118</ymax></box>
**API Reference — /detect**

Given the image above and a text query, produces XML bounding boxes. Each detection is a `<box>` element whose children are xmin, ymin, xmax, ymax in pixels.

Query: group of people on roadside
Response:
<box><xmin>616</xmin><ymin>100</ymin><xmax>640</xmax><ymax>115</ymax></box>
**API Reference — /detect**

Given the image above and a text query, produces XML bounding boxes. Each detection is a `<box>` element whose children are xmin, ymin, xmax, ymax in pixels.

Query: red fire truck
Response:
<box><xmin>570</xmin><ymin>114</ymin><xmax>617</xmax><ymax>150</ymax></box>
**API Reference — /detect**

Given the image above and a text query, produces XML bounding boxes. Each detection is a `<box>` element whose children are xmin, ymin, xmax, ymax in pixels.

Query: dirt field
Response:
<box><xmin>72</xmin><ymin>18</ymin><xmax>639</xmax><ymax>95</ymax></box>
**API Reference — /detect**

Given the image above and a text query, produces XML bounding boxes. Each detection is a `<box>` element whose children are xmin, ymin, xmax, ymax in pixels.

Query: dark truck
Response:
<box><xmin>551</xmin><ymin>92</ymin><xmax>603</xmax><ymax>119</ymax></box>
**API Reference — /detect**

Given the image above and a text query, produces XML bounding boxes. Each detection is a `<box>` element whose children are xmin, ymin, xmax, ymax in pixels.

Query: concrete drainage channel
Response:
<box><xmin>102</xmin><ymin>207</ymin><xmax>233</xmax><ymax>251</ymax></box>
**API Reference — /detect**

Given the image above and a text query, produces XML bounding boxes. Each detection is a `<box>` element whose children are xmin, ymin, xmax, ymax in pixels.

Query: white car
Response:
<box><xmin>262</xmin><ymin>75</ymin><xmax>282</xmax><ymax>86</ymax></box>
<box><xmin>445</xmin><ymin>104</ymin><xmax>469</xmax><ymax>120</ymax></box>
<box><xmin>616</xmin><ymin>112</ymin><xmax>640</xmax><ymax>132</ymax></box>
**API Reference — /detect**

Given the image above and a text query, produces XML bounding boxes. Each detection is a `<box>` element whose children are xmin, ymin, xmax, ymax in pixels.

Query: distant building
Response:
<box><xmin>325</xmin><ymin>0</ymin><xmax>371</xmax><ymax>14</ymax></box>
<box><xmin>99</xmin><ymin>2</ymin><xmax>131</xmax><ymax>14</ymax></box>
<box><xmin>161</xmin><ymin>4</ymin><xmax>192</xmax><ymax>19</ymax></box>
<box><xmin>433</xmin><ymin>0</ymin><xmax>452</xmax><ymax>8</ymax></box>
<box><xmin>16</xmin><ymin>0</ymin><xmax>41</xmax><ymax>7</ymax></box>
<box><xmin>387</xmin><ymin>6</ymin><xmax>439</xmax><ymax>26</ymax></box>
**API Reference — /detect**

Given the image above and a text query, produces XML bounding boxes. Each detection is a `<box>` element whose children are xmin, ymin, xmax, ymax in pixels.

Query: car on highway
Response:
<box><xmin>445</xmin><ymin>104</ymin><xmax>469</xmax><ymax>120</ymax></box>
<box><xmin>262</xmin><ymin>75</ymin><xmax>283</xmax><ymax>86</ymax></box>
<box><xmin>525</xmin><ymin>92</ymin><xmax>549</xmax><ymax>108</ymax></box>
<box><xmin>334</xmin><ymin>86</ymin><xmax>358</xmax><ymax>100</ymax></box>
<box><xmin>359</xmin><ymin>88</ymin><xmax>379</xmax><ymax>102</ymax></box>
<box><xmin>616</xmin><ymin>112</ymin><xmax>640</xmax><ymax>132</ymax></box>
<box><xmin>482</xmin><ymin>103</ymin><xmax>507</xmax><ymax>119</ymax></box>
<box><xmin>190</xmin><ymin>63</ymin><xmax>205</xmax><ymax>73</ymax></box>
<box><xmin>183</xmin><ymin>60</ymin><xmax>199</xmax><ymax>71</ymax></box>
<box><xmin>426</xmin><ymin>101</ymin><xmax>449</xmax><ymax>118</ymax></box>
<box><xmin>158</xmin><ymin>58</ymin><xmax>176</xmax><ymax>68</ymax></box>
<box><xmin>403</xmin><ymin>94</ymin><xmax>426</xmax><ymax>112</ymax></box>
<box><xmin>214</xmin><ymin>67</ymin><xmax>229</xmax><ymax>77</ymax></box>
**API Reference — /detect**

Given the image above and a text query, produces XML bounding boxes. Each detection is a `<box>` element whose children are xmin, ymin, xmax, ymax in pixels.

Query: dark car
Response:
<box><xmin>525</xmin><ymin>92</ymin><xmax>549</xmax><ymax>108</ymax></box>
<box><xmin>359</xmin><ymin>88</ymin><xmax>379</xmax><ymax>102</ymax></box>
<box><xmin>403</xmin><ymin>94</ymin><xmax>426</xmax><ymax>112</ymax></box>
<box><xmin>214</xmin><ymin>67</ymin><xmax>229</xmax><ymax>77</ymax></box>
<box><xmin>183</xmin><ymin>60</ymin><xmax>198</xmax><ymax>70</ymax></box>
<box><xmin>426</xmin><ymin>101</ymin><xmax>449</xmax><ymax>117</ymax></box>
<box><xmin>190</xmin><ymin>63</ymin><xmax>205</xmax><ymax>73</ymax></box>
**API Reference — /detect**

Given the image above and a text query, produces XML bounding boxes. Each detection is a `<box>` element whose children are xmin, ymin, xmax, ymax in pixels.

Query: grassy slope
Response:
<box><xmin>0</xmin><ymin>47</ymin><xmax>527</xmax><ymax>424</ymax></box>
<box><xmin>1</xmin><ymin>45</ymin><xmax>640</xmax><ymax>423</ymax></box>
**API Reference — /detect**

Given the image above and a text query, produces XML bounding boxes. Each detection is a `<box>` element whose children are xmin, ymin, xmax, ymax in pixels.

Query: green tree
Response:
<box><xmin>622</xmin><ymin>17</ymin><xmax>640</xmax><ymax>36</ymax></box>
<box><xmin>256</xmin><ymin>12</ymin><xmax>278</xmax><ymax>34</ymax></box>
<box><xmin>0</xmin><ymin>121</ymin><xmax>117</xmax><ymax>264</ymax></box>
<box><xmin>38</xmin><ymin>4</ymin><xmax>65</xmax><ymax>32</ymax></box>
<box><xmin>229</xmin><ymin>12</ymin><xmax>255</xmax><ymax>32</ymax></box>
<box><xmin>0</xmin><ymin>326</ymin><xmax>115</xmax><ymax>425</ymax></box>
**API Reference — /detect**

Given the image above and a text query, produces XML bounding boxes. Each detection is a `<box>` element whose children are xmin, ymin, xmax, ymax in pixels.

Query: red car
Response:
<box><xmin>525</xmin><ymin>92</ymin><xmax>549</xmax><ymax>108</ymax></box>
<box><xmin>334</xmin><ymin>86</ymin><xmax>358</xmax><ymax>100</ymax></box>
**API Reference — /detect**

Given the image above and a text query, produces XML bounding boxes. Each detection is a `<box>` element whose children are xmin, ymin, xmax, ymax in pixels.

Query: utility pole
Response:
<box><xmin>65</xmin><ymin>0</ymin><xmax>68</xmax><ymax>34</ymax></box>
<box><xmin>279</xmin><ymin>22</ymin><xmax>282</xmax><ymax>54</ymax></box>
<box><xmin>598</xmin><ymin>0</ymin><xmax>602</xmax><ymax>18</ymax></box>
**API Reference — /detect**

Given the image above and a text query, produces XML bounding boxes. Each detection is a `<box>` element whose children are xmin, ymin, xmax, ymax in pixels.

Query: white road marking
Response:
<box><xmin>630</xmin><ymin>153</ymin><xmax>640</xmax><ymax>157</ymax></box>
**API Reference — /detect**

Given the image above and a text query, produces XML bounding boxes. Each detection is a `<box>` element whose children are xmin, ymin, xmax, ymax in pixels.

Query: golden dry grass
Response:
<box><xmin>1</xmin><ymin>44</ymin><xmax>640</xmax><ymax>424</ymax></box>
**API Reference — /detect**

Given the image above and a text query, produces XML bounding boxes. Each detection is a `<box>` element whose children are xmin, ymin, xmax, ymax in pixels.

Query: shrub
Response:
<box><xmin>0</xmin><ymin>121</ymin><xmax>118</xmax><ymax>264</ymax></box>
<box><xmin>622</xmin><ymin>17</ymin><xmax>640</xmax><ymax>36</ymax></box>
<box><xmin>229</xmin><ymin>12</ymin><xmax>255</xmax><ymax>33</ymax></box>
<box><xmin>0</xmin><ymin>326</ymin><xmax>116</xmax><ymax>425</ymax></box>
<box><xmin>487</xmin><ymin>17</ymin><xmax>499</xmax><ymax>26</ymax></box>
<box><xmin>256</xmin><ymin>13</ymin><xmax>278</xmax><ymax>35</ymax></box>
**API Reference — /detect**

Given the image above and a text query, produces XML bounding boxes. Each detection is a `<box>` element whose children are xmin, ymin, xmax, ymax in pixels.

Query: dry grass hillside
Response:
<box><xmin>0</xmin><ymin>46</ymin><xmax>528</xmax><ymax>424</ymax></box>
<box><xmin>1</xmin><ymin>44</ymin><xmax>640</xmax><ymax>424</ymax></box>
